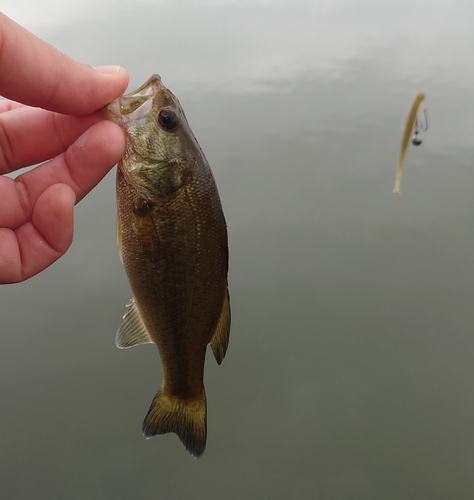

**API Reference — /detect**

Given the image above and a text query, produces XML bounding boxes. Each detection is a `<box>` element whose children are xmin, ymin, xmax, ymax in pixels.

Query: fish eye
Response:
<box><xmin>157</xmin><ymin>108</ymin><xmax>179</xmax><ymax>131</ymax></box>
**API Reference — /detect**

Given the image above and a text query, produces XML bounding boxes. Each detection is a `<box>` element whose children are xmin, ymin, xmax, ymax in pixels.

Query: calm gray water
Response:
<box><xmin>2</xmin><ymin>0</ymin><xmax>474</xmax><ymax>498</ymax></box>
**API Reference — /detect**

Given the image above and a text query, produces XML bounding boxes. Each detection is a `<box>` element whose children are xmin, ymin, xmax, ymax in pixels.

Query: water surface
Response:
<box><xmin>2</xmin><ymin>1</ymin><xmax>474</xmax><ymax>498</ymax></box>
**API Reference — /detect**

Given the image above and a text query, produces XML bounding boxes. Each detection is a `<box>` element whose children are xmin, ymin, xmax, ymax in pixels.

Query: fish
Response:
<box><xmin>393</xmin><ymin>92</ymin><xmax>425</xmax><ymax>195</ymax></box>
<box><xmin>103</xmin><ymin>75</ymin><xmax>230</xmax><ymax>458</ymax></box>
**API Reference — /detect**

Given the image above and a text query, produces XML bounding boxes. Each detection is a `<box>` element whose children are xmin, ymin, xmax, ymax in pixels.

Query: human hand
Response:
<box><xmin>0</xmin><ymin>13</ymin><xmax>129</xmax><ymax>283</ymax></box>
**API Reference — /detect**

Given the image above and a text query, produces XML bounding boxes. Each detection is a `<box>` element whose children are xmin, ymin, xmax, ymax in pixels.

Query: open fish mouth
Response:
<box><xmin>102</xmin><ymin>97</ymin><xmax>153</xmax><ymax>127</ymax></box>
<box><xmin>101</xmin><ymin>100</ymin><xmax>124</xmax><ymax>125</ymax></box>
<box><xmin>102</xmin><ymin>75</ymin><xmax>163</xmax><ymax>127</ymax></box>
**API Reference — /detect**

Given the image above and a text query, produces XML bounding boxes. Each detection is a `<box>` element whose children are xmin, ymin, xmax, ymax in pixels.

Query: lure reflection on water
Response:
<box><xmin>393</xmin><ymin>93</ymin><xmax>426</xmax><ymax>195</ymax></box>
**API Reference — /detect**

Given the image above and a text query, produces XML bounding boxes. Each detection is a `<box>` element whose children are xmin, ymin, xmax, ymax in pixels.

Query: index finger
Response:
<box><xmin>0</xmin><ymin>13</ymin><xmax>129</xmax><ymax>115</ymax></box>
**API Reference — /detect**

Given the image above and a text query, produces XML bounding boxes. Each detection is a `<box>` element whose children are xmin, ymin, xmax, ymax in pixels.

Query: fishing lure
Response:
<box><xmin>393</xmin><ymin>93</ymin><xmax>426</xmax><ymax>194</ymax></box>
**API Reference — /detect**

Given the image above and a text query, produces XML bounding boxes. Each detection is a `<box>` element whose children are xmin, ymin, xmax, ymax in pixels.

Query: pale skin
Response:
<box><xmin>0</xmin><ymin>13</ymin><xmax>129</xmax><ymax>283</ymax></box>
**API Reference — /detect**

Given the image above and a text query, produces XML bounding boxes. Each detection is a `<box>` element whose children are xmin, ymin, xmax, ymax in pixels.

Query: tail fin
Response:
<box><xmin>142</xmin><ymin>391</ymin><xmax>207</xmax><ymax>458</ymax></box>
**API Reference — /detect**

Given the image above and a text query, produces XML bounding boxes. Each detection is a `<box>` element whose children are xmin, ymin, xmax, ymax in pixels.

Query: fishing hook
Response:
<box><xmin>411</xmin><ymin>109</ymin><xmax>428</xmax><ymax>146</ymax></box>
<box><xmin>401</xmin><ymin>106</ymin><xmax>428</xmax><ymax>146</ymax></box>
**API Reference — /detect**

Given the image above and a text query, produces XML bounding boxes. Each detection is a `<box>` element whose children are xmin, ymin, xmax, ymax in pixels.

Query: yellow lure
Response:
<box><xmin>393</xmin><ymin>93</ymin><xmax>425</xmax><ymax>194</ymax></box>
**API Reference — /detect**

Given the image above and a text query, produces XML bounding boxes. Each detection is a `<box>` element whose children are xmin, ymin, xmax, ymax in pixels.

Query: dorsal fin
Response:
<box><xmin>116</xmin><ymin>298</ymin><xmax>153</xmax><ymax>349</ymax></box>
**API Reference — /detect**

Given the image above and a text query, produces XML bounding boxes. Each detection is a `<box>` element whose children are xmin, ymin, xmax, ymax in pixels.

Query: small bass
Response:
<box><xmin>103</xmin><ymin>75</ymin><xmax>230</xmax><ymax>457</ymax></box>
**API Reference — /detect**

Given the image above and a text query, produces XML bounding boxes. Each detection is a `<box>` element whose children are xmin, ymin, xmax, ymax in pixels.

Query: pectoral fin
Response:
<box><xmin>209</xmin><ymin>288</ymin><xmax>231</xmax><ymax>365</ymax></box>
<box><xmin>116</xmin><ymin>298</ymin><xmax>153</xmax><ymax>349</ymax></box>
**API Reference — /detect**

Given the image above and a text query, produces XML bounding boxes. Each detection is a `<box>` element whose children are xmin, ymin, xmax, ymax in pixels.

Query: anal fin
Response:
<box><xmin>209</xmin><ymin>288</ymin><xmax>231</xmax><ymax>365</ymax></box>
<box><xmin>116</xmin><ymin>298</ymin><xmax>153</xmax><ymax>349</ymax></box>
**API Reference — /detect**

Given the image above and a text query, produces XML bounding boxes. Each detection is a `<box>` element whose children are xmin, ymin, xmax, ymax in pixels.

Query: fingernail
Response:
<box><xmin>94</xmin><ymin>65</ymin><xmax>122</xmax><ymax>75</ymax></box>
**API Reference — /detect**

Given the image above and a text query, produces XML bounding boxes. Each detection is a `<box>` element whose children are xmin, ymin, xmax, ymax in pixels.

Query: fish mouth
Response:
<box><xmin>101</xmin><ymin>99</ymin><xmax>123</xmax><ymax>125</ymax></box>
<box><xmin>102</xmin><ymin>75</ymin><xmax>163</xmax><ymax>127</ymax></box>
